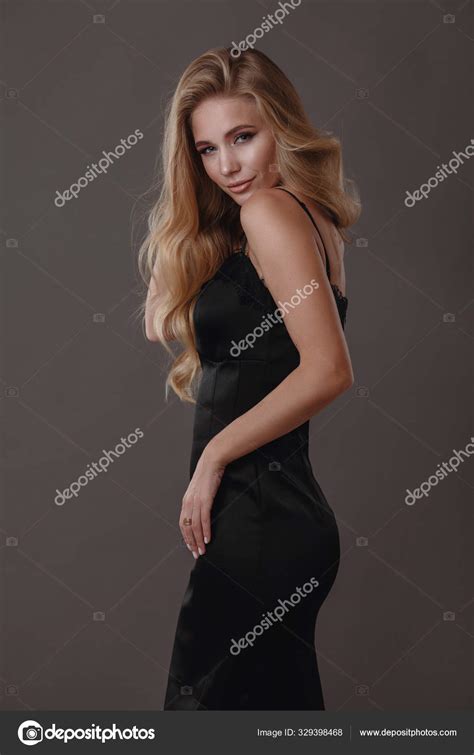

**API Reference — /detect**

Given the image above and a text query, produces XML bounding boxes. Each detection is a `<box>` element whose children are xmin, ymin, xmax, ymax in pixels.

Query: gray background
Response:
<box><xmin>1</xmin><ymin>0</ymin><xmax>473</xmax><ymax>713</ymax></box>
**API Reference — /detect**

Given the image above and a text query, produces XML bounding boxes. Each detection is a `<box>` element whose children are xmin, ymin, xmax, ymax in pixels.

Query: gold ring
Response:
<box><xmin>183</xmin><ymin>517</ymin><xmax>192</xmax><ymax>526</ymax></box>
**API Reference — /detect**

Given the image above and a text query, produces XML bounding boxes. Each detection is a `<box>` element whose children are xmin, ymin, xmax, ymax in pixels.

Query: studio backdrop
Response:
<box><xmin>1</xmin><ymin>0</ymin><xmax>472</xmax><ymax>731</ymax></box>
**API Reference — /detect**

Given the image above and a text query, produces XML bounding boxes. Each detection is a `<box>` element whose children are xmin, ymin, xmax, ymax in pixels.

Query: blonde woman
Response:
<box><xmin>139</xmin><ymin>47</ymin><xmax>360</xmax><ymax>710</ymax></box>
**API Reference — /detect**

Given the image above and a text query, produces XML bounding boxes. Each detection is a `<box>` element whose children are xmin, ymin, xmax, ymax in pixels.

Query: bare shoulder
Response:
<box><xmin>241</xmin><ymin>187</ymin><xmax>346</xmax><ymax>290</ymax></box>
<box><xmin>240</xmin><ymin>187</ymin><xmax>310</xmax><ymax>234</ymax></box>
<box><xmin>241</xmin><ymin>187</ymin><xmax>344</xmax><ymax>258</ymax></box>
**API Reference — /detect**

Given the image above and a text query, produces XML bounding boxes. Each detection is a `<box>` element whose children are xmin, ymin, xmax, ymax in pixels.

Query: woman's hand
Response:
<box><xmin>179</xmin><ymin>446</ymin><xmax>226</xmax><ymax>559</ymax></box>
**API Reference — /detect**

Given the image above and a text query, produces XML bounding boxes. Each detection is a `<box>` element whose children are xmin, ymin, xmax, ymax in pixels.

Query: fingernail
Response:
<box><xmin>198</xmin><ymin>547</ymin><xmax>204</xmax><ymax>556</ymax></box>
<box><xmin>186</xmin><ymin>544</ymin><xmax>192</xmax><ymax>551</ymax></box>
<box><xmin>204</xmin><ymin>537</ymin><xmax>209</xmax><ymax>544</ymax></box>
<box><xmin>192</xmin><ymin>551</ymin><xmax>198</xmax><ymax>559</ymax></box>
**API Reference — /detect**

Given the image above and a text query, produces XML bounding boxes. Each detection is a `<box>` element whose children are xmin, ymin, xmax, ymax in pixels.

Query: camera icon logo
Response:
<box><xmin>18</xmin><ymin>720</ymin><xmax>43</xmax><ymax>745</ymax></box>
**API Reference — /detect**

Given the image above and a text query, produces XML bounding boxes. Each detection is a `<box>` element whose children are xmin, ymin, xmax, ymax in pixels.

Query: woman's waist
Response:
<box><xmin>190</xmin><ymin>422</ymin><xmax>309</xmax><ymax>480</ymax></box>
<box><xmin>195</xmin><ymin>357</ymin><xmax>297</xmax><ymax>413</ymax></box>
<box><xmin>191</xmin><ymin>400</ymin><xmax>309</xmax><ymax>469</ymax></box>
<box><xmin>191</xmin><ymin>358</ymin><xmax>309</xmax><ymax>468</ymax></box>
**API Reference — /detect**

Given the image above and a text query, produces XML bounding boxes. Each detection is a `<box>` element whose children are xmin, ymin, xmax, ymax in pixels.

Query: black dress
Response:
<box><xmin>163</xmin><ymin>187</ymin><xmax>348</xmax><ymax>711</ymax></box>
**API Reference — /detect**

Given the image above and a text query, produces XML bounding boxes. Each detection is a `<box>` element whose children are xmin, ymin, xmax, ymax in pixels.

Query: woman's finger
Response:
<box><xmin>181</xmin><ymin>524</ymin><xmax>197</xmax><ymax>557</ymax></box>
<box><xmin>180</xmin><ymin>499</ymin><xmax>198</xmax><ymax>558</ymax></box>
<box><xmin>192</xmin><ymin>504</ymin><xmax>206</xmax><ymax>556</ymax></box>
<box><xmin>201</xmin><ymin>504</ymin><xmax>212</xmax><ymax>545</ymax></box>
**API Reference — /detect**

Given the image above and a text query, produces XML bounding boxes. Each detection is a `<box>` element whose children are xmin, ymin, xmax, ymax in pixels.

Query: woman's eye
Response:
<box><xmin>235</xmin><ymin>132</ymin><xmax>253</xmax><ymax>144</ymax></box>
<box><xmin>198</xmin><ymin>132</ymin><xmax>254</xmax><ymax>156</ymax></box>
<box><xmin>199</xmin><ymin>146</ymin><xmax>215</xmax><ymax>156</ymax></box>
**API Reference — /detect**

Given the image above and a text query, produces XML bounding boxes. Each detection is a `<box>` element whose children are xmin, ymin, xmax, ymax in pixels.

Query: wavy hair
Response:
<box><xmin>136</xmin><ymin>46</ymin><xmax>361</xmax><ymax>403</ymax></box>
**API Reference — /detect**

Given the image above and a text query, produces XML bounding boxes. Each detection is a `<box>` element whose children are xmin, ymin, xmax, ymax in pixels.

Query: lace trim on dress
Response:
<box><xmin>331</xmin><ymin>283</ymin><xmax>347</xmax><ymax>303</ymax></box>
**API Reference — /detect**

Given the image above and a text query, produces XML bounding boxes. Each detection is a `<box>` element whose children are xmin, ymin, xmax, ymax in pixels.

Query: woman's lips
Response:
<box><xmin>227</xmin><ymin>177</ymin><xmax>255</xmax><ymax>194</ymax></box>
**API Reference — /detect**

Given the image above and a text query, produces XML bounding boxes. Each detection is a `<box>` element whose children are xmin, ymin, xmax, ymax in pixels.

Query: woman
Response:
<box><xmin>139</xmin><ymin>47</ymin><xmax>360</xmax><ymax>710</ymax></box>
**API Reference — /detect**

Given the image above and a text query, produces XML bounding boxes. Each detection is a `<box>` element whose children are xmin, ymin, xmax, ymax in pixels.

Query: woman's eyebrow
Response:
<box><xmin>194</xmin><ymin>124</ymin><xmax>255</xmax><ymax>148</ymax></box>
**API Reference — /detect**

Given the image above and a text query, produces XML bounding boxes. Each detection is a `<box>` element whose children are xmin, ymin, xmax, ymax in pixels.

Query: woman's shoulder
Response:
<box><xmin>241</xmin><ymin>186</ymin><xmax>344</xmax><ymax>256</ymax></box>
<box><xmin>240</xmin><ymin>186</ymin><xmax>299</xmax><ymax>224</ymax></box>
<box><xmin>240</xmin><ymin>186</ymin><xmax>345</xmax><ymax>289</ymax></box>
<box><xmin>239</xmin><ymin>187</ymin><xmax>314</xmax><ymax>251</ymax></box>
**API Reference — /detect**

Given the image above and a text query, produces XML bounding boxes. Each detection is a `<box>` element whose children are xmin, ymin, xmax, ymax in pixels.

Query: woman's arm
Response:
<box><xmin>204</xmin><ymin>187</ymin><xmax>354</xmax><ymax>467</ymax></box>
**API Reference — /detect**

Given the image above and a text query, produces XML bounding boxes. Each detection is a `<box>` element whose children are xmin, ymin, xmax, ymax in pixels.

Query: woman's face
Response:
<box><xmin>191</xmin><ymin>96</ymin><xmax>280</xmax><ymax>205</ymax></box>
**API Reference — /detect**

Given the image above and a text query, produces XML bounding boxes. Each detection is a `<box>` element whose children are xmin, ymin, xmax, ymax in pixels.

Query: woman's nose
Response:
<box><xmin>219</xmin><ymin>149</ymin><xmax>240</xmax><ymax>176</ymax></box>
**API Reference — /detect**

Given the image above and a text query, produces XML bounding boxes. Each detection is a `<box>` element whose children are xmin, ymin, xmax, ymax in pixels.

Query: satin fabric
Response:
<box><xmin>164</xmin><ymin>210</ymin><xmax>347</xmax><ymax>711</ymax></box>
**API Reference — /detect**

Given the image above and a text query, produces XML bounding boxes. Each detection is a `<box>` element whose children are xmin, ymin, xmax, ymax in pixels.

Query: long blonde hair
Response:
<box><xmin>136</xmin><ymin>47</ymin><xmax>361</xmax><ymax>403</ymax></box>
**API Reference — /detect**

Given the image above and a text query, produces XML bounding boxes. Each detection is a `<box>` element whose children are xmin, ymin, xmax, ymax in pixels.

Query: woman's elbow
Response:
<box><xmin>334</xmin><ymin>367</ymin><xmax>354</xmax><ymax>394</ymax></box>
<box><xmin>316</xmin><ymin>363</ymin><xmax>354</xmax><ymax>398</ymax></box>
<box><xmin>301</xmin><ymin>357</ymin><xmax>354</xmax><ymax>398</ymax></box>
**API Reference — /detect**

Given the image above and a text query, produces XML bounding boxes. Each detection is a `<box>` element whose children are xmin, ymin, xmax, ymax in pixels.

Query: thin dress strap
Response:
<box><xmin>275</xmin><ymin>187</ymin><xmax>332</xmax><ymax>280</ymax></box>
